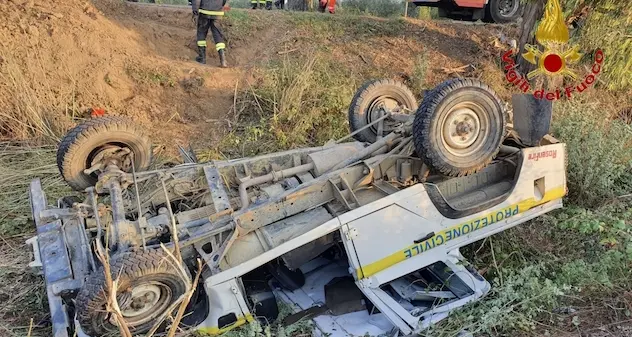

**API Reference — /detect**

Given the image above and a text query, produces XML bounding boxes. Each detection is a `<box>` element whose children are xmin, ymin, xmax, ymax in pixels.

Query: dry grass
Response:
<box><xmin>0</xmin><ymin>142</ymin><xmax>71</xmax><ymax>235</ymax></box>
<box><xmin>0</xmin><ymin>50</ymin><xmax>74</xmax><ymax>142</ymax></box>
<box><xmin>0</xmin><ymin>236</ymin><xmax>47</xmax><ymax>337</ymax></box>
<box><xmin>0</xmin><ymin>143</ymin><xmax>69</xmax><ymax>336</ymax></box>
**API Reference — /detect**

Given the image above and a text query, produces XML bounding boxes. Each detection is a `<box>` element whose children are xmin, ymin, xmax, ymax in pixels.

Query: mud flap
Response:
<box><xmin>511</xmin><ymin>94</ymin><xmax>552</xmax><ymax>146</ymax></box>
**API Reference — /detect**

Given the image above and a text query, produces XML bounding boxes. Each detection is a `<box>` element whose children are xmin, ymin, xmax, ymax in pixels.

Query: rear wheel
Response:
<box><xmin>413</xmin><ymin>78</ymin><xmax>507</xmax><ymax>177</ymax></box>
<box><xmin>76</xmin><ymin>250</ymin><xmax>188</xmax><ymax>336</ymax></box>
<box><xmin>348</xmin><ymin>79</ymin><xmax>418</xmax><ymax>143</ymax></box>
<box><xmin>484</xmin><ymin>0</ymin><xmax>522</xmax><ymax>23</ymax></box>
<box><xmin>56</xmin><ymin>116</ymin><xmax>152</xmax><ymax>191</ymax></box>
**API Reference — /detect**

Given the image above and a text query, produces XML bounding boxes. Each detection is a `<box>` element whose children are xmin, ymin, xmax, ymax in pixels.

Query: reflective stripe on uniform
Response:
<box><xmin>258</xmin><ymin>0</ymin><xmax>266</xmax><ymax>3</ymax></box>
<box><xmin>199</xmin><ymin>9</ymin><xmax>224</xmax><ymax>15</ymax></box>
<box><xmin>197</xmin><ymin>40</ymin><xmax>207</xmax><ymax>47</ymax></box>
<box><xmin>215</xmin><ymin>42</ymin><xmax>226</xmax><ymax>51</ymax></box>
<box><xmin>251</xmin><ymin>0</ymin><xmax>257</xmax><ymax>3</ymax></box>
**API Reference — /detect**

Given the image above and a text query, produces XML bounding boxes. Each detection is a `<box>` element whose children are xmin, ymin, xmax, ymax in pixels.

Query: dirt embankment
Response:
<box><xmin>0</xmin><ymin>0</ymin><xmax>263</xmax><ymax>152</ymax></box>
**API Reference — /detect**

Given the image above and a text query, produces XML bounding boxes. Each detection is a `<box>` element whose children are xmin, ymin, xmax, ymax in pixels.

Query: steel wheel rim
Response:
<box><xmin>498</xmin><ymin>0</ymin><xmax>519</xmax><ymax>17</ymax></box>
<box><xmin>367</xmin><ymin>96</ymin><xmax>409</xmax><ymax>134</ymax></box>
<box><xmin>440</xmin><ymin>102</ymin><xmax>491</xmax><ymax>158</ymax></box>
<box><xmin>117</xmin><ymin>282</ymin><xmax>173</xmax><ymax>326</ymax></box>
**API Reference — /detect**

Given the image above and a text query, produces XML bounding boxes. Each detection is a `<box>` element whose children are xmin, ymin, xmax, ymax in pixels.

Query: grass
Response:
<box><xmin>287</xmin><ymin>12</ymin><xmax>408</xmax><ymax>39</ymax></box>
<box><xmin>0</xmin><ymin>144</ymin><xmax>69</xmax><ymax>337</ymax></box>
<box><xmin>0</xmin><ymin>51</ymin><xmax>73</xmax><ymax>142</ymax></box>
<box><xmin>126</xmin><ymin>63</ymin><xmax>178</xmax><ymax>87</ymax></box>
<box><xmin>0</xmin><ymin>144</ymin><xmax>72</xmax><ymax>236</ymax></box>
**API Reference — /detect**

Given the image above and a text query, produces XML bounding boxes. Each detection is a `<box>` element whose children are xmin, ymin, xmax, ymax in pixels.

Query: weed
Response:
<box><xmin>288</xmin><ymin>13</ymin><xmax>406</xmax><ymax>39</ymax></box>
<box><xmin>408</xmin><ymin>54</ymin><xmax>429</xmax><ymax>95</ymax></box>
<box><xmin>210</xmin><ymin>51</ymin><xmax>355</xmax><ymax>158</ymax></box>
<box><xmin>552</xmin><ymin>100</ymin><xmax>632</xmax><ymax>206</ymax></box>
<box><xmin>225</xmin><ymin>10</ymin><xmax>256</xmax><ymax>39</ymax></box>
<box><xmin>126</xmin><ymin>63</ymin><xmax>177</xmax><ymax>87</ymax></box>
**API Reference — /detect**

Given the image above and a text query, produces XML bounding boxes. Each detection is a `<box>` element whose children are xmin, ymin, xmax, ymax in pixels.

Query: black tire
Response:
<box><xmin>413</xmin><ymin>78</ymin><xmax>507</xmax><ymax>177</ymax></box>
<box><xmin>56</xmin><ymin>116</ymin><xmax>152</xmax><ymax>191</ymax></box>
<box><xmin>76</xmin><ymin>250</ymin><xmax>188</xmax><ymax>336</ymax></box>
<box><xmin>348</xmin><ymin>79</ymin><xmax>418</xmax><ymax>143</ymax></box>
<box><xmin>484</xmin><ymin>0</ymin><xmax>521</xmax><ymax>23</ymax></box>
<box><xmin>511</xmin><ymin>93</ymin><xmax>552</xmax><ymax>146</ymax></box>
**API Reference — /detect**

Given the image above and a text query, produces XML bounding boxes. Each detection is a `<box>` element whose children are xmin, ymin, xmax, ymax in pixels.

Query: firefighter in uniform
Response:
<box><xmin>318</xmin><ymin>0</ymin><xmax>336</xmax><ymax>13</ymax></box>
<box><xmin>192</xmin><ymin>0</ymin><xmax>228</xmax><ymax>67</ymax></box>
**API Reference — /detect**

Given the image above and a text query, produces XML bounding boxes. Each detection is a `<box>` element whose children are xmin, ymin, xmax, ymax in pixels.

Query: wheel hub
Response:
<box><xmin>368</xmin><ymin>97</ymin><xmax>409</xmax><ymax>134</ymax></box>
<box><xmin>85</xmin><ymin>145</ymin><xmax>134</xmax><ymax>176</ymax></box>
<box><xmin>440</xmin><ymin>102</ymin><xmax>492</xmax><ymax>159</ymax></box>
<box><xmin>444</xmin><ymin>108</ymin><xmax>481</xmax><ymax>150</ymax></box>
<box><xmin>116</xmin><ymin>283</ymin><xmax>172</xmax><ymax>326</ymax></box>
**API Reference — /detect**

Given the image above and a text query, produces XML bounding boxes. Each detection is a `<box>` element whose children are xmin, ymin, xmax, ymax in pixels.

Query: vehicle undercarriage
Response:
<box><xmin>27</xmin><ymin>78</ymin><xmax>566</xmax><ymax>337</ymax></box>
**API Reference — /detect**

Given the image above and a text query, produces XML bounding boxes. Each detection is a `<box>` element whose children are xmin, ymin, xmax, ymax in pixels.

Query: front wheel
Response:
<box><xmin>76</xmin><ymin>250</ymin><xmax>188</xmax><ymax>336</ymax></box>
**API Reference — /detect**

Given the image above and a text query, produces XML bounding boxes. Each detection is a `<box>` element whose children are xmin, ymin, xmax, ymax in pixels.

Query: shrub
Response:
<box><xmin>339</xmin><ymin>0</ymin><xmax>405</xmax><ymax>18</ymax></box>
<box><xmin>552</xmin><ymin>100</ymin><xmax>632</xmax><ymax>206</ymax></box>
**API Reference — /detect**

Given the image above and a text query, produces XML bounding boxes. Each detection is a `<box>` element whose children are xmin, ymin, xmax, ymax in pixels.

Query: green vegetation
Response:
<box><xmin>338</xmin><ymin>0</ymin><xmax>405</xmax><ymax>17</ymax></box>
<box><xmin>576</xmin><ymin>1</ymin><xmax>632</xmax><ymax>91</ymax></box>
<box><xmin>126</xmin><ymin>63</ymin><xmax>177</xmax><ymax>87</ymax></box>
<box><xmin>559</xmin><ymin>0</ymin><xmax>632</xmax><ymax>91</ymax></box>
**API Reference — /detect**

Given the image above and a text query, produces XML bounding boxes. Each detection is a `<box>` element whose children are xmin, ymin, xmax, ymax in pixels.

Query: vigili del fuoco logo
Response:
<box><xmin>501</xmin><ymin>0</ymin><xmax>604</xmax><ymax>101</ymax></box>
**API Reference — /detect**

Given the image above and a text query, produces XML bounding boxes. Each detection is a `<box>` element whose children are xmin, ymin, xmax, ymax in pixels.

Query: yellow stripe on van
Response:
<box><xmin>197</xmin><ymin>314</ymin><xmax>254</xmax><ymax>335</ymax></box>
<box><xmin>356</xmin><ymin>186</ymin><xmax>566</xmax><ymax>279</ymax></box>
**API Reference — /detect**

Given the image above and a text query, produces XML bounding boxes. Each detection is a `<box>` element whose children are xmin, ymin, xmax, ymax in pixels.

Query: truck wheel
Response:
<box><xmin>484</xmin><ymin>0</ymin><xmax>522</xmax><ymax>23</ymax></box>
<box><xmin>349</xmin><ymin>79</ymin><xmax>418</xmax><ymax>143</ymax></box>
<box><xmin>76</xmin><ymin>250</ymin><xmax>188</xmax><ymax>336</ymax></box>
<box><xmin>56</xmin><ymin>116</ymin><xmax>152</xmax><ymax>191</ymax></box>
<box><xmin>413</xmin><ymin>78</ymin><xmax>507</xmax><ymax>177</ymax></box>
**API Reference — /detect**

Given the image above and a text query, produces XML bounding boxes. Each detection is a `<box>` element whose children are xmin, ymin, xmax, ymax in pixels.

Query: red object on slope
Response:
<box><xmin>90</xmin><ymin>108</ymin><xmax>105</xmax><ymax>117</ymax></box>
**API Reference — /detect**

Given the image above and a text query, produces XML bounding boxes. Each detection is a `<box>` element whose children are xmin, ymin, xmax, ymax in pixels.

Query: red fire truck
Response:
<box><xmin>409</xmin><ymin>0</ymin><xmax>523</xmax><ymax>23</ymax></box>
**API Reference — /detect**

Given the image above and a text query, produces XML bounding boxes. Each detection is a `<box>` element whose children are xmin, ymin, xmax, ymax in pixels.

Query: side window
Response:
<box><xmin>380</xmin><ymin>261</ymin><xmax>475</xmax><ymax>316</ymax></box>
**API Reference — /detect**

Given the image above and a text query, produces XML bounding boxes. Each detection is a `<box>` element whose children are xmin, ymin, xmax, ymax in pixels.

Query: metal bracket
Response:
<box><xmin>26</xmin><ymin>236</ymin><xmax>43</xmax><ymax>273</ymax></box>
<box><xmin>37</xmin><ymin>220</ymin><xmax>73</xmax><ymax>284</ymax></box>
<box><xmin>344</xmin><ymin>227</ymin><xmax>358</xmax><ymax>241</ymax></box>
<box><xmin>204</xmin><ymin>166</ymin><xmax>232</xmax><ymax>212</ymax></box>
<box><xmin>329</xmin><ymin>176</ymin><xmax>360</xmax><ymax>210</ymax></box>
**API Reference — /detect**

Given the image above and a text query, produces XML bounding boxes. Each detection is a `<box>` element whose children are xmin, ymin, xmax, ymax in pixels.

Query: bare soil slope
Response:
<box><xmin>0</xmin><ymin>0</ymin><xmax>515</xmax><ymax>151</ymax></box>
